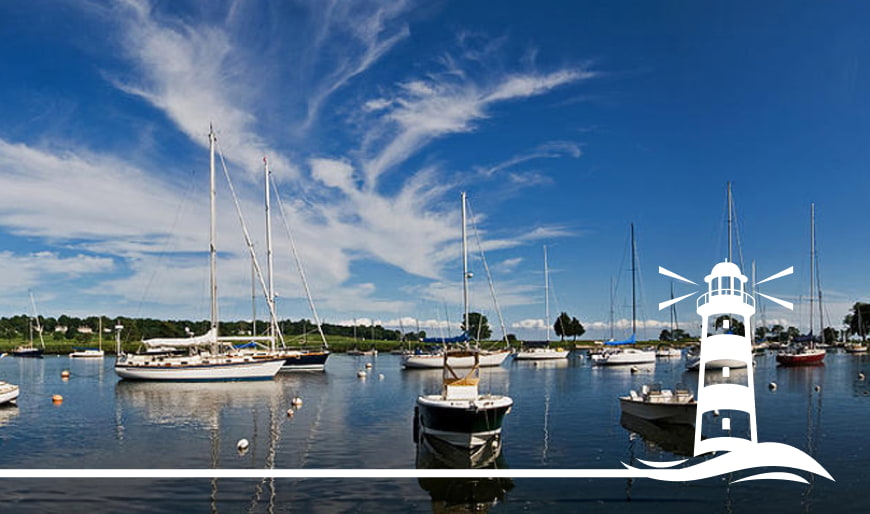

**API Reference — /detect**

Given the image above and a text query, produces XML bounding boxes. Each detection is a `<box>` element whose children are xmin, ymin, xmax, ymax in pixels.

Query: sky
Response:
<box><xmin>1</xmin><ymin>0</ymin><xmax>869</xmax><ymax>341</ymax></box>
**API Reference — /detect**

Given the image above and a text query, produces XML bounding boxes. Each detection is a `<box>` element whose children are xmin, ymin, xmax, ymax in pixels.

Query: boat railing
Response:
<box><xmin>696</xmin><ymin>290</ymin><xmax>755</xmax><ymax>309</ymax></box>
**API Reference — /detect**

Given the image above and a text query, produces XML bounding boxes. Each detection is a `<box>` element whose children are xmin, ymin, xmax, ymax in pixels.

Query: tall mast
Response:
<box><xmin>809</xmin><ymin>203</ymin><xmax>814</xmax><ymax>340</ymax></box>
<box><xmin>727</xmin><ymin>181</ymin><xmax>733</xmax><ymax>263</ymax></box>
<box><xmin>544</xmin><ymin>245</ymin><xmax>550</xmax><ymax>342</ymax></box>
<box><xmin>264</xmin><ymin>157</ymin><xmax>276</xmax><ymax>350</ymax></box>
<box><xmin>609</xmin><ymin>277</ymin><xmax>615</xmax><ymax>341</ymax></box>
<box><xmin>251</xmin><ymin>253</ymin><xmax>257</xmax><ymax>337</ymax></box>
<box><xmin>208</xmin><ymin>126</ymin><xmax>218</xmax><ymax>336</ymax></box>
<box><xmin>630</xmin><ymin>222</ymin><xmax>636</xmax><ymax>336</ymax></box>
<box><xmin>461</xmin><ymin>192</ymin><xmax>470</xmax><ymax>340</ymax></box>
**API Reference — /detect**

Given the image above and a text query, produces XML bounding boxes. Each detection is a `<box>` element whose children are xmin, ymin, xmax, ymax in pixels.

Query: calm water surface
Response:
<box><xmin>0</xmin><ymin>351</ymin><xmax>868</xmax><ymax>512</ymax></box>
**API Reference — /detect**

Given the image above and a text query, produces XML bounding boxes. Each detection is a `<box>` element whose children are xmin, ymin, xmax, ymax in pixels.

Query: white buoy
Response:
<box><xmin>286</xmin><ymin>408</ymin><xmax>294</xmax><ymax>418</ymax></box>
<box><xmin>378</xmin><ymin>374</ymin><xmax>384</xmax><ymax>380</ymax></box>
<box><xmin>859</xmin><ymin>372</ymin><xmax>865</xmax><ymax>381</ymax></box>
<box><xmin>291</xmin><ymin>396</ymin><xmax>303</xmax><ymax>407</ymax></box>
<box><xmin>768</xmin><ymin>382</ymin><xmax>777</xmax><ymax>391</ymax></box>
<box><xmin>357</xmin><ymin>370</ymin><xmax>367</xmax><ymax>378</ymax></box>
<box><xmin>814</xmin><ymin>385</ymin><xmax>821</xmax><ymax>392</ymax></box>
<box><xmin>61</xmin><ymin>370</ymin><xmax>70</xmax><ymax>379</ymax></box>
<box><xmin>365</xmin><ymin>362</ymin><xmax>373</xmax><ymax>369</ymax></box>
<box><xmin>630</xmin><ymin>366</ymin><xmax>639</xmax><ymax>374</ymax></box>
<box><xmin>237</xmin><ymin>439</ymin><xmax>249</xmax><ymax>452</ymax></box>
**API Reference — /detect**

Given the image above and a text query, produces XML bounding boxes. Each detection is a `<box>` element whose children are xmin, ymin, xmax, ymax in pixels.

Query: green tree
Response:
<box><xmin>823</xmin><ymin>326</ymin><xmax>839</xmax><ymax>344</ymax></box>
<box><xmin>845</xmin><ymin>302</ymin><xmax>870</xmax><ymax>341</ymax></box>
<box><xmin>714</xmin><ymin>315</ymin><xmax>745</xmax><ymax>336</ymax></box>
<box><xmin>553</xmin><ymin>312</ymin><xmax>572</xmax><ymax>342</ymax></box>
<box><xmin>462</xmin><ymin>312</ymin><xmax>491</xmax><ymax>341</ymax></box>
<box><xmin>659</xmin><ymin>329</ymin><xmax>672</xmax><ymax>341</ymax></box>
<box><xmin>569</xmin><ymin>317</ymin><xmax>585</xmax><ymax>341</ymax></box>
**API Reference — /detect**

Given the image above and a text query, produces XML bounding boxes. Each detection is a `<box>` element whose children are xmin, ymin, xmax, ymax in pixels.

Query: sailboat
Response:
<box><xmin>777</xmin><ymin>203</ymin><xmax>826</xmax><ymax>366</ymax></box>
<box><xmin>402</xmin><ymin>193</ymin><xmax>511</xmax><ymax>369</ymax></box>
<box><xmin>241</xmin><ymin>157</ymin><xmax>330</xmax><ymax>371</ymax></box>
<box><xmin>12</xmin><ymin>292</ymin><xmax>45</xmax><ymax>358</ymax></box>
<box><xmin>592</xmin><ymin>224</ymin><xmax>655</xmax><ymax>366</ymax></box>
<box><xmin>114</xmin><ymin>127</ymin><xmax>285</xmax><ymax>381</ymax></box>
<box><xmin>685</xmin><ymin>183</ymin><xmax>748</xmax><ymax>371</ymax></box>
<box><xmin>516</xmin><ymin>245</ymin><xmax>569</xmax><ymax>360</ymax></box>
<box><xmin>69</xmin><ymin>317</ymin><xmax>105</xmax><ymax>358</ymax></box>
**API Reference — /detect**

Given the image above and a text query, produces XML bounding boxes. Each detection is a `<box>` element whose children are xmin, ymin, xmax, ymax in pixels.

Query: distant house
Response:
<box><xmin>77</xmin><ymin>326</ymin><xmax>93</xmax><ymax>334</ymax></box>
<box><xmin>55</xmin><ymin>326</ymin><xmax>67</xmax><ymax>333</ymax></box>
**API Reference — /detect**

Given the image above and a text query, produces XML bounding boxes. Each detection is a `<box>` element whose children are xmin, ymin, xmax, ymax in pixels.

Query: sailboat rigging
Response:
<box><xmin>402</xmin><ymin>193</ymin><xmax>511</xmax><ymax>369</ymax></box>
<box><xmin>114</xmin><ymin>126</ymin><xmax>284</xmax><ymax>381</ymax></box>
<box><xmin>777</xmin><ymin>203</ymin><xmax>826</xmax><ymax>366</ymax></box>
<box><xmin>516</xmin><ymin>245</ymin><xmax>569</xmax><ymax>360</ymax></box>
<box><xmin>593</xmin><ymin>224</ymin><xmax>655</xmax><ymax>366</ymax></box>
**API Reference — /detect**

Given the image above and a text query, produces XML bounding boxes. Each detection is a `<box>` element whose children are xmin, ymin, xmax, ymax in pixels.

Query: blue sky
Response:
<box><xmin>1</xmin><ymin>0</ymin><xmax>868</xmax><ymax>340</ymax></box>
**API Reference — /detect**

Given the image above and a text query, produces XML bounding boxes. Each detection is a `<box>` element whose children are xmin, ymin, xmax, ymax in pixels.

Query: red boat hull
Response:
<box><xmin>776</xmin><ymin>350</ymin><xmax>825</xmax><ymax>366</ymax></box>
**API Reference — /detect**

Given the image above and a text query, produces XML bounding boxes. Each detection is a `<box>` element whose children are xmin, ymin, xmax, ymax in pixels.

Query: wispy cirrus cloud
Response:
<box><xmin>361</xmin><ymin>67</ymin><xmax>595</xmax><ymax>186</ymax></box>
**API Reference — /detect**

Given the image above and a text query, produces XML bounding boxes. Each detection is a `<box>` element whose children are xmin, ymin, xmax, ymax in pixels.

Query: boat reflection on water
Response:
<box><xmin>0</xmin><ymin>404</ymin><xmax>19</xmax><ymax>428</ymax></box>
<box><xmin>115</xmin><ymin>379</ymin><xmax>284</xmax><ymax>429</ymax></box>
<box><xmin>619</xmin><ymin>412</ymin><xmax>695</xmax><ymax>458</ymax></box>
<box><xmin>416</xmin><ymin>433</ymin><xmax>513</xmax><ymax>513</ymax></box>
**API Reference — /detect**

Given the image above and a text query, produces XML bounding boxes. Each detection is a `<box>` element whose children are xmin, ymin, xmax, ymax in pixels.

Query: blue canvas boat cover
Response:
<box><xmin>605</xmin><ymin>334</ymin><xmax>636</xmax><ymax>346</ymax></box>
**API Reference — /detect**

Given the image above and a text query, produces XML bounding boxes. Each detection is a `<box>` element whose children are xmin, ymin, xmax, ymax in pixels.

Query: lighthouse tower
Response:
<box><xmin>694</xmin><ymin>261</ymin><xmax>757</xmax><ymax>456</ymax></box>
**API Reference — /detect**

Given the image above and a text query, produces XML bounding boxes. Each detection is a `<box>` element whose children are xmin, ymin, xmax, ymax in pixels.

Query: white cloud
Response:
<box><xmin>511</xmin><ymin>318</ymin><xmax>546</xmax><ymax>330</ymax></box>
<box><xmin>111</xmin><ymin>0</ymin><xmax>296</xmax><ymax>177</ymax></box>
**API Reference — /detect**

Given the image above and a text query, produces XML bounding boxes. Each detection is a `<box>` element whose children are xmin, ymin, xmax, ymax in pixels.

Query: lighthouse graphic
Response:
<box><xmin>640</xmin><ymin>261</ymin><xmax>834</xmax><ymax>484</ymax></box>
<box><xmin>693</xmin><ymin>261</ymin><xmax>757</xmax><ymax>455</ymax></box>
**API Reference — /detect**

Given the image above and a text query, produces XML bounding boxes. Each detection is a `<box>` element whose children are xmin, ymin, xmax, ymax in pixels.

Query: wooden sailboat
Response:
<box><xmin>777</xmin><ymin>203</ymin><xmax>826</xmax><ymax>366</ymax></box>
<box><xmin>114</xmin><ymin>127</ymin><xmax>284</xmax><ymax>381</ymax></box>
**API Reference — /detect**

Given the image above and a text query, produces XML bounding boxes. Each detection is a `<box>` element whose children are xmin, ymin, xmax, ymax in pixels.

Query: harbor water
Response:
<box><xmin>0</xmin><ymin>351</ymin><xmax>867</xmax><ymax>512</ymax></box>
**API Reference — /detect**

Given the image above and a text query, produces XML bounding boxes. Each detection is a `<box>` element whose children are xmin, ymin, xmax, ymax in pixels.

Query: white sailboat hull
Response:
<box><xmin>514</xmin><ymin>349</ymin><xmax>569</xmax><ymax>360</ymax></box>
<box><xmin>403</xmin><ymin>350</ymin><xmax>511</xmax><ymax>369</ymax></box>
<box><xmin>69</xmin><ymin>350</ymin><xmax>105</xmax><ymax>359</ymax></box>
<box><xmin>594</xmin><ymin>349</ymin><xmax>656</xmax><ymax>365</ymax></box>
<box><xmin>114</xmin><ymin>358</ymin><xmax>284</xmax><ymax>381</ymax></box>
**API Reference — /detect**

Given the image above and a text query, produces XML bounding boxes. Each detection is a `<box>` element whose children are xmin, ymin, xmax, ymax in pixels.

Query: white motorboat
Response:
<box><xmin>0</xmin><ymin>381</ymin><xmax>20</xmax><ymax>406</ymax></box>
<box><xmin>619</xmin><ymin>383</ymin><xmax>696</xmax><ymax>424</ymax></box>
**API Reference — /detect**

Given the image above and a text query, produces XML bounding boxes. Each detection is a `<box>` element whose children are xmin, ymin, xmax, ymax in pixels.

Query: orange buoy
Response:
<box><xmin>52</xmin><ymin>394</ymin><xmax>63</xmax><ymax>404</ymax></box>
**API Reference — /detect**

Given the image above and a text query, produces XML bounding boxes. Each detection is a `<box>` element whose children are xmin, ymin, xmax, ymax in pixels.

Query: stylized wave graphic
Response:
<box><xmin>622</xmin><ymin>442</ymin><xmax>834</xmax><ymax>483</ymax></box>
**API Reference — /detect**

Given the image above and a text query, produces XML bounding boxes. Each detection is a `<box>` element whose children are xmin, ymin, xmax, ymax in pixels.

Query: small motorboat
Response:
<box><xmin>619</xmin><ymin>383</ymin><xmax>696</xmax><ymax>425</ymax></box>
<box><xmin>415</xmin><ymin>349</ymin><xmax>512</xmax><ymax>449</ymax></box>
<box><xmin>0</xmin><ymin>381</ymin><xmax>20</xmax><ymax>406</ymax></box>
